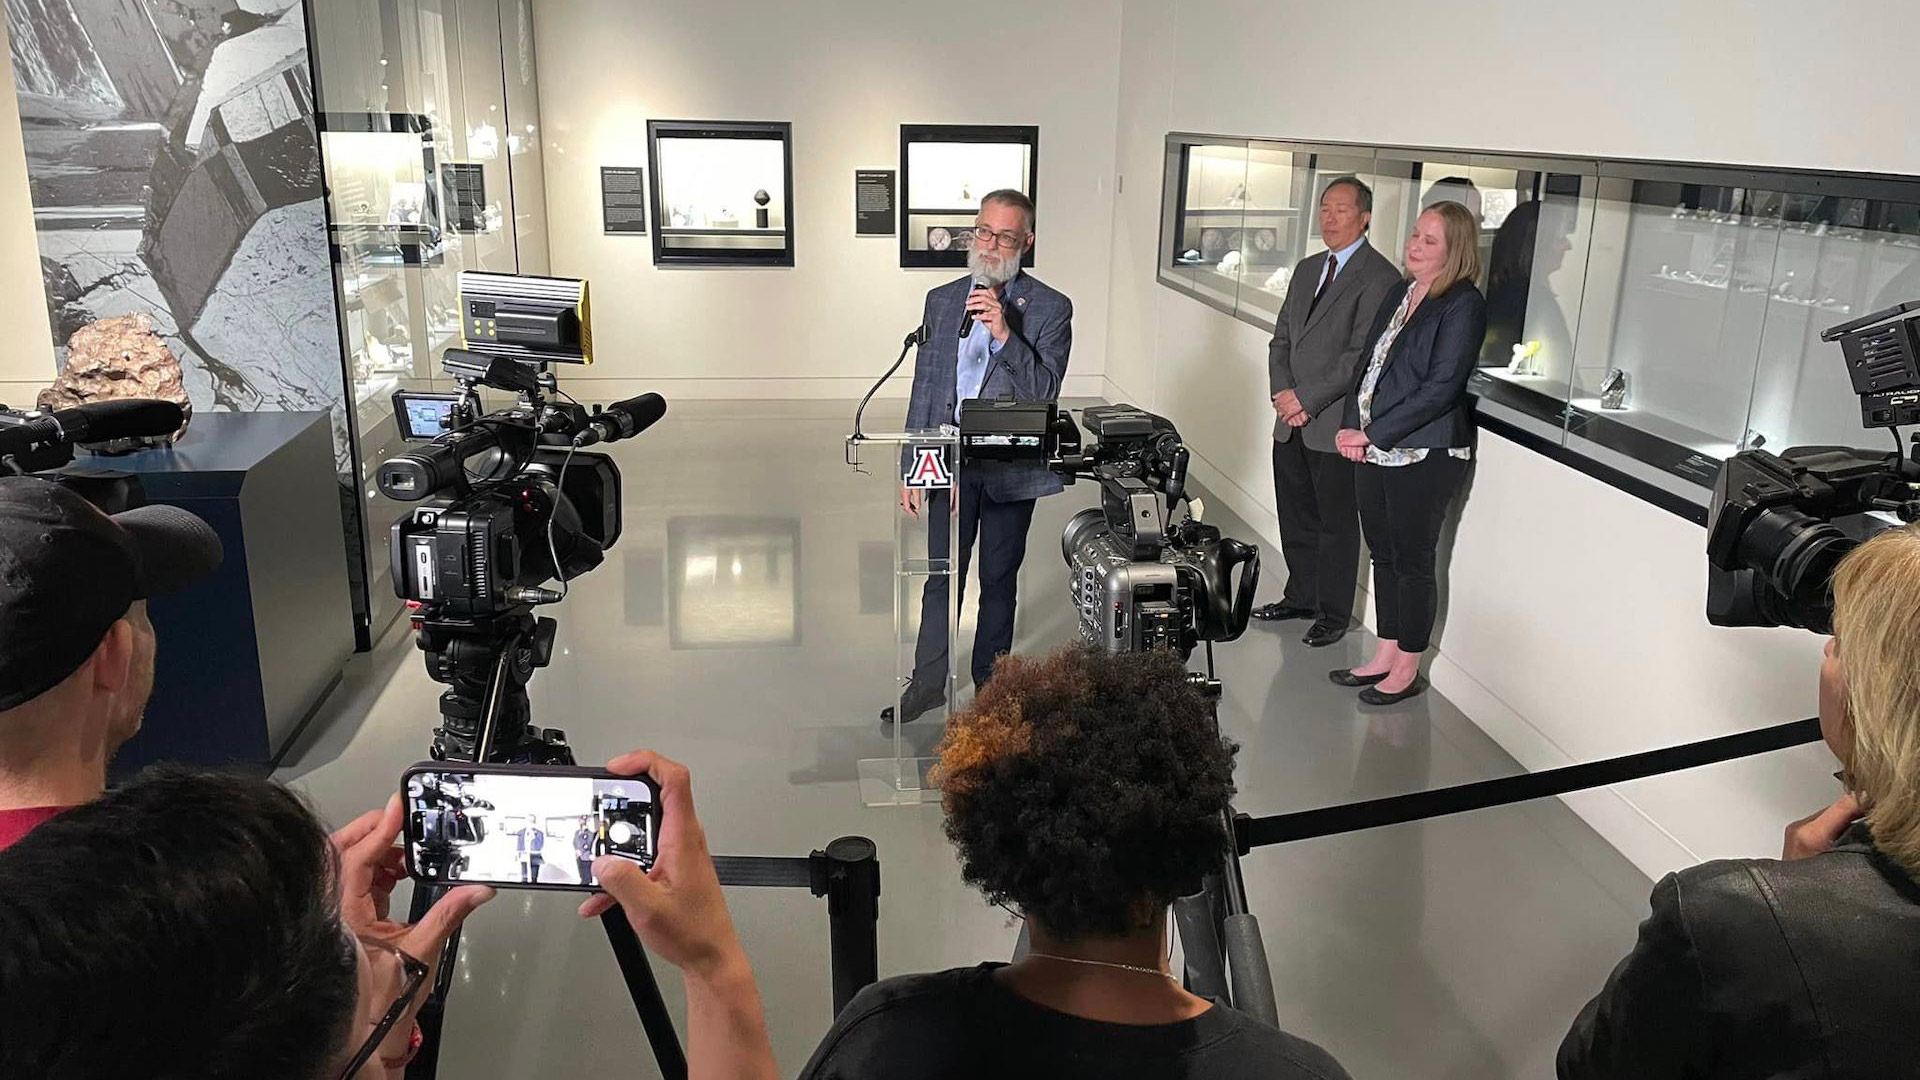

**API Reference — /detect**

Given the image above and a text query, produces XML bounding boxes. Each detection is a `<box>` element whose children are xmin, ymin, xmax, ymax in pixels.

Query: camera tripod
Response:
<box><xmin>403</xmin><ymin>609</ymin><xmax>883</xmax><ymax>1079</ymax></box>
<box><xmin>1174</xmin><ymin>643</ymin><xmax>1278</xmax><ymax>1024</ymax></box>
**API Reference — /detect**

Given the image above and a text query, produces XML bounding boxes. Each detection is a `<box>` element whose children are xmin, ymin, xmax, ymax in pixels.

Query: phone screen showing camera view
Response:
<box><xmin>405</xmin><ymin>769</ymin><xmax>657</xmax><ymax>889</ymax></box>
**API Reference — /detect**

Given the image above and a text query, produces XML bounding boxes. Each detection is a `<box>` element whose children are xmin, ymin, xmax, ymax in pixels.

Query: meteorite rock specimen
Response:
<box><xmin>38</xmin><ymin>313</ymin><xmax>193</xmax><ymax>447</ymax></box>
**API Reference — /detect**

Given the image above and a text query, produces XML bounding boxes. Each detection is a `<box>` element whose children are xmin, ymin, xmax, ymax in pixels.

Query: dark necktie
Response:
<box><xmin>1306</xmin><ymin>253</ymin><xmax>1339</xmax><ymax>320</ymax></box>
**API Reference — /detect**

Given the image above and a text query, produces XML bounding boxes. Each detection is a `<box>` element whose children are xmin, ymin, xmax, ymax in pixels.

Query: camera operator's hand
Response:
<box><xmin>1783</xmin><ymin>792</ymin><xmax>1864</xmax><ymax>860</ymax></box>
<box><xmin>579</xmin><ymin>750</ymin><xmax>776</xmax><ymax>1080</ymax></box>
<box><xmin>333</xmin><ymin>797</ymin><xmax>494</xmax><ymax>1075</ymax></box>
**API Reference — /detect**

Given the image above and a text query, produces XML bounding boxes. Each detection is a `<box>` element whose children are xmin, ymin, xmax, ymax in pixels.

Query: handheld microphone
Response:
<box><xmin>572</xmin><ymin>392</ymin><xmax>667</xmax><ymax>447</ymax></box>
<box><xmin>0</xmin><ymin>398</ymin><xmax>183</xmax><ymax>453</ymax></box>
<box><xmin>958</xmin><ymin>275</ymin><xmax>991</xmax><ymax>339</ymax></box>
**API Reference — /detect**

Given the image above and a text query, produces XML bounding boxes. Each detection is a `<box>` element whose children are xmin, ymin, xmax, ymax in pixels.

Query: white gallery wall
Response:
<box><xmin>1103</xmin><ymin>0</ymin><xmax>1920</xmax><ymax>878</ymax></box>
<box><xmin>530</xmin><ymin>0</ymin><xmax>1122</xmax><ymax>399</ymax></box>
<box><xmin>0</xmin><ymin>18</ymin><xmax>54</xmax><ymax>402</ymax></box>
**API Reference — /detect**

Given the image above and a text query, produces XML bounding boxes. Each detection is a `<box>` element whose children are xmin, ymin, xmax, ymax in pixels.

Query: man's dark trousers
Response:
<box><xmin>911</xmin><ymin>471</ymin><xmax>1037</xmax><ymax>690</ymax></box>
<box><xmin>1272</xmin><ymin>436</ymin><xmax>1359</xmax><ymax>623</ymax></box>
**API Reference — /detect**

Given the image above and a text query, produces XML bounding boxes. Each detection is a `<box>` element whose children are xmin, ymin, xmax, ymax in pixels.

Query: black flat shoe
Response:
<box><xmin>881</xmin><ymin>680</ymin><xmax>946</xmax><ymax>726</ymax></box>
<box><xmin>1329</xmin><ymin>668</ymin><xmax>1389</xmax><ymax>687</ymax></box>
<box><xmin>1303</xmin><ymin>618</ymin><xmax>1348</xmax><ymax>647</ymax></box>
<box><xmin>1359</xmin><ymin>677</ymin><xmax>1427</xmax><ymax>706</ymax></box>
<box><xmin>1251</xmin><ymin>602</ymin><xmax>1315</xmax><ymax>622</ymax></box>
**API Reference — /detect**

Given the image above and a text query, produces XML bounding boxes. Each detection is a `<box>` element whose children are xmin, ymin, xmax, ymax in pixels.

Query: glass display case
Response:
<box><xmin>899</xmin><ymin>124</ymin><xmax>1038</xmax><ymax>269</ymax></box>
<box><xmin>313</xmin><ymin>0</ymin><xmax>550</xmax><ymax>644</ymax></box>
<box><xmin>319</xmin><ymin>113</ymin><xmax>444</xmax><ymax>266</ymax></box>
<box><xmin>647</xmin><ymin>120</ymin><xmax>794</xmax><ymax>266</ymax></box>
<box><xmin>1158</xmin><ymin>133</ymin><xmax>1920</xmax><ymax>520</ymax></box>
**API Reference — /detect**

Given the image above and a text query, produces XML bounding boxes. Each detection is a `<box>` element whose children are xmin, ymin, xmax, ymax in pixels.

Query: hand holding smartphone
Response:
<box><xmin>401</xmin><ymin>762</ymin><xmax>662</xmax><ymax>891</ymax></box>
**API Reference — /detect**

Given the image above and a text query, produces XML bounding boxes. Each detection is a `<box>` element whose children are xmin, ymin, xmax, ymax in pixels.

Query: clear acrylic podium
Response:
<box><xmin>845</xmin><ymin>427</ymin><xmax>960</xmax><ymax>807</ymax></box>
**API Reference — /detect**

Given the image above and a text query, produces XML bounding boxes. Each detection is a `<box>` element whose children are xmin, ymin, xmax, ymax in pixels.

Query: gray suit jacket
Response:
<box><xmin>1268</xmin><ymin>240</ymin><xmax>1402</xmax><ymax>452</ymax></box>
<box><xmin>905</xmin><ymin>271</ymin><xmax>1073</xmax><ymax>502</ymax></box>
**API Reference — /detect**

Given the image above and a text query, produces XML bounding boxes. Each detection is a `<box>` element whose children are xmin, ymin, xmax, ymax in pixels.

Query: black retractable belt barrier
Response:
<box><xmin>1236</xmin><ymin>718</ymin><xmax>1823</xmax><ymax>853</ymax></box>
<box><xmin>409</xmin><ymin>841</ymin><xmax>881</xmax><ymax>1080</ymax></box>
<box><xmin>716</xmin><ymin>839</ymin><xmax>882</xmax><ymax>1017</ymax></box>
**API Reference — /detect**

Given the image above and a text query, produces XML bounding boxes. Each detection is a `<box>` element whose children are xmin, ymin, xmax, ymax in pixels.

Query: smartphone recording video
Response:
<box><xmin>402</xmin><ymin>763</ymin><xmax>660</xmax><ymax>891</ymax></box>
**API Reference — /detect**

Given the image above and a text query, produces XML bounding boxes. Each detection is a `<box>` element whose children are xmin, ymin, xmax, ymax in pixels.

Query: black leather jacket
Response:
<box><xmin>1559</xmin><ymin>824</ymin><xmax>1920</xmax><ymax>1079</ymax></box>
<box><xmin>1342</xmin><ymin>279</ymin><xmax>1485</xmax><ymax>451</ymax></box>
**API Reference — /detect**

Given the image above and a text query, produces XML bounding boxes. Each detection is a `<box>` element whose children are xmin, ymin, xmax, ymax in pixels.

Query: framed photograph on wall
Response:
<box><xmin>645</xmin><ymin>120</ymin><xmax>795</xmax><ymax>267</ymax></box>
<box><xmin>899</xmin><ymin>124</ymin><xmax>1038</xmax><ymax>269</ymax></box>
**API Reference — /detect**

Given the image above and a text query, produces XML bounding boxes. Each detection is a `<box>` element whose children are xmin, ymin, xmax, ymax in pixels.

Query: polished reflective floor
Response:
<box><xmin>281</xmin><ymin>399</ymin><xmax>1652</xmax><ymax>1079</ymax></box>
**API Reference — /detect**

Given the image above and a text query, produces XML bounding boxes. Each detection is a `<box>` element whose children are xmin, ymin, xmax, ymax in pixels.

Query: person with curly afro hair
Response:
<box><xmin>797</xmin><ymin>644</ymin><xmax>1352</xmax><ymax>1080</ymax></box>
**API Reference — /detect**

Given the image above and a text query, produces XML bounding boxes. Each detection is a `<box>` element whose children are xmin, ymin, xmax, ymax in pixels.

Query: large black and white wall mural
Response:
<box><xmin>5</xmin><ymin>0</ymin><xmax>349</xmax><ymax>474</ymax></box>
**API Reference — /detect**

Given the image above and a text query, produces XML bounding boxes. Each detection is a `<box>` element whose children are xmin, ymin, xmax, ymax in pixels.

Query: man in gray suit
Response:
<box><xmin>1254</xmin><ymin>176</ymin><xmax>1401</xmax><ymax>647</ymax></box>
<box><xmin>886</xmin><ymin>189</ymin><xmax>1072</xmax><ymax>724</ymax></box>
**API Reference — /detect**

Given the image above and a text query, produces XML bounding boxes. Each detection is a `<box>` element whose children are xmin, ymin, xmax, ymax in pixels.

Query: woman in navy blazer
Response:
<box><xmin>1331</xmin><ymin>201</ymin><xmax>1486</xmax><ymax>704</ymax></box>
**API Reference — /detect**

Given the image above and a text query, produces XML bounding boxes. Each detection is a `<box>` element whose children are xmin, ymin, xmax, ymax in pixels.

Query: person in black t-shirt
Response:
<box><xmin>798</xmin><ymin>645</ymin><xmax>1350</xmax><ymax>1080</ymax></box>
<box><xmin>567</xmin><ymin>647</ymin><xmax>1351</xmax><ymax>1080</ymax></box>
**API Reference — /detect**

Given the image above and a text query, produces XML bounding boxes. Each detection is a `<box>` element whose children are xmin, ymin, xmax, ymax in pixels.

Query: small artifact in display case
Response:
<box><xmin>1507</xmin><ymin>340</ymin><xmax>1544</xmax><ymax>377</ymax></box>
<box><xmin>1224</xmin><ymin>183</ymin><xmax>1248</xmax><ymax>208</ymax></box>
<box><xmin>928</xmin><ymin>225</ymin><xmax>977</xmax><ymax>253</ymax></box>
<box><xmin>754</xmin><ymin>188</ymin><xmax>771</xmax><ymax>229</ymax></box>
<box><xmin>1217</xmin><ymin>250</ymin><xmax>1242</xmax><ymax>274</ymax></box>
<box><xmin>710</xmin><ymin>207</ymin><xmax>738</xmax><ymax>228</ymax></box>
<box><xmin>386</xmin><ymin>182</ymin><xmax>427</xmax><ymax>225</ymax></box>
<box><xmin>1264</xmin><ymin>265</ymin><xmax>1291</xmax><ymax>295</ymax></box>
<box><xmin>1599</xmin><ymin>367</ymin><xmax>1631</xmax><ymax>411</ymax></box>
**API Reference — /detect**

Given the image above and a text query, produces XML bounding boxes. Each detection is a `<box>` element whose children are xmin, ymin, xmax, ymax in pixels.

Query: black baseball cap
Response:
<box><xmin>0</xmin><ymin>477</ymin><xmax>223</xmax><ymax>711</ymax></box>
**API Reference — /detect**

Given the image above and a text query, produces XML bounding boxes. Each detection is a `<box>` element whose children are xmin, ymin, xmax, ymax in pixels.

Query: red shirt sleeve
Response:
<box><xmin>0</xmin><ymin>806</ymin><xmax>70</xmax><ymax>851</ymax></box>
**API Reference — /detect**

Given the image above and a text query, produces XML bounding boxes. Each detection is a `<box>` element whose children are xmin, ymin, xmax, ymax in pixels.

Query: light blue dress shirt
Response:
<box><xmin>1320</xmin><ymin>233</ymin><xmax>1368</xmax><ymax>286</ymax></box>
<box><xmin>955</xmin><ymin>291</ymin><xmax>1006</xmax><ymax>422</ymax></box>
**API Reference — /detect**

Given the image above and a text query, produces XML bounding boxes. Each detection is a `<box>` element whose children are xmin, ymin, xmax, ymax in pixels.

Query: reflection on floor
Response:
<box><xmin>279</xmin><ymin>399</ymin><xmax>1652</xmax><ymax>1079</ymax></box>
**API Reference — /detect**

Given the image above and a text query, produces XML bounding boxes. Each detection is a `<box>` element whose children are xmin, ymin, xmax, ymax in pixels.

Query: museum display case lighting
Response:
<box><xmin>899</xmin><ymin>124</ymin><xmax>1038</xmax><ymax>269</ymax></box>
<box><xmin>319</xmin><ymin>113</ymin><xmax>443</xmax><ymax>267</ymax></box>
<box><xmin>647</xmin><ymin>120</ymin><xmax>795</xmax><ymax>267</ymax></box>
<box><xmin>1159</xmin><ymin>133</ymin><xmax>1920</xmax><ymax>522</ymax></box>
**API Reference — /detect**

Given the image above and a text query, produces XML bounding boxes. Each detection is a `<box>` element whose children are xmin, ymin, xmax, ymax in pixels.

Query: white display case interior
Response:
<box><xmin>646</xmin><ymin>120</ymin><xmax>795</xmax><ymax>266</ymax></box>
<box><xmin>1158</xmin><ymin>133</ymin><xmax>1920</xmax><ymax>520</ymax></box>
<box><xmin>899</xmin><ymin>124</ymin><xmax>1038</xmax><ymax>269</ymax></box>
<box><xmin>320</xmin><ymin>113</ymin><xmax>444</xmax><ymax>267</ymax></box>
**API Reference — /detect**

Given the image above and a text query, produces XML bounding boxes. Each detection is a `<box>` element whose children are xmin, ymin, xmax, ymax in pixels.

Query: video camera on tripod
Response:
<box><xmin>959</xmin><ymin>400</ymin><xmax>1260</xmax><ymax>669</ymax></box>
<box><xmin>377</xmin><ymin>271</ymin><xmax>666</xmax><ymax>762</ymax></box>
<box><xmin>1707</xmin><ymin>300</ymin><xmax>1920</xmax><ymax>633</ymax></box>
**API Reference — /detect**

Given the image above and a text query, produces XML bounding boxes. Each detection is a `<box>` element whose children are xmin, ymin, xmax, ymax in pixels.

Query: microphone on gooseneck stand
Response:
<box><xmin>958</xmin><ymin>275</ymin><xmax>991</xmax><ymax>339</ymax></box>
<box><xmin>852</xmin><ymin>325</ymin><xmax>932</xmax><ymax>444</ymax></box>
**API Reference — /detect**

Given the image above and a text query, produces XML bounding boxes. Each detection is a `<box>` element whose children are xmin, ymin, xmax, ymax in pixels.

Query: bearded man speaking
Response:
<box><xmin>885</xmin><ymin>189</ymin><xmax>1072</xmax><ymax>725</ymax></box>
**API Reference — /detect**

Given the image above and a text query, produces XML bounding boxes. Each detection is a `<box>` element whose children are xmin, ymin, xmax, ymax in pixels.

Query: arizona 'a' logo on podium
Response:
<box><xmin>903</xmin><ymin>446</ymin><xmax>952</xmax><ymax>489</ymax></box>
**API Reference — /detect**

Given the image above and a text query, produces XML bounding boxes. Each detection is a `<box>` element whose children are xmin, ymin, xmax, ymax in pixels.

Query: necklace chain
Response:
<box><xmin>1025</xmin><ymin>952</ymin><xmax>1176</xmax><ymax>980</ymax></box>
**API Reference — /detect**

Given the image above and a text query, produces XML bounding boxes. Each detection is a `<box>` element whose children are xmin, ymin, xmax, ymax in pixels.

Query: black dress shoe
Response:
<box><xmin>880</xmin><ymin>680</ymin><xmax>946</xmax><ymax>725</ymax></box>
<box><xmin>1359</xmin><ymin>676</ymin><xmax>1427</xmax><ymax>706</ymax></box>
<box><xmin>1251</xmin><ymin>602</ymin><xmax>1315</xmax><ymax>622</ymax></box>
<box><xmin>1302</xmin><ymin>618</ymin><xmax>1348</xmax><ymax>647</ymax></box>
<box><xmin>1328</xmin><ymin>668</ymin><xmax>1389</xmax><ymax>687</ymax></box>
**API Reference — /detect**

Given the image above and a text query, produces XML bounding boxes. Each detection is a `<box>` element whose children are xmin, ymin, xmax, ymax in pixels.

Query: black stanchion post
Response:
<box><xmin>815</xmin><ymin>836</ymin><xmax>881</xmax><ymax>1015</ymax></box>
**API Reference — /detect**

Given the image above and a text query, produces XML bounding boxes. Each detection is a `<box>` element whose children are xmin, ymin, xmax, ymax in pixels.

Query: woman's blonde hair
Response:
<box><xmin>1414</xmin><ymin>200</ymin><xmax>1482</xmax><ymax>297</ymax></box>
<box><xmin>1830</xmin><ymin>523</ymin><xmax>1920</xmax><ymax>875</ymax></box>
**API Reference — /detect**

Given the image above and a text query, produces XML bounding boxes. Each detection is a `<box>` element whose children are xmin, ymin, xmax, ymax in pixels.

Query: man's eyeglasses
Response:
<box><xmin>338</xmin><ymin>936</ymin><xmax>429</xmax><ymax>1079</ymax></box>
<box><xmin>971</xmin><ymin>225</ymin><xmax>1030</xmax><ymax>250</ymax></box>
